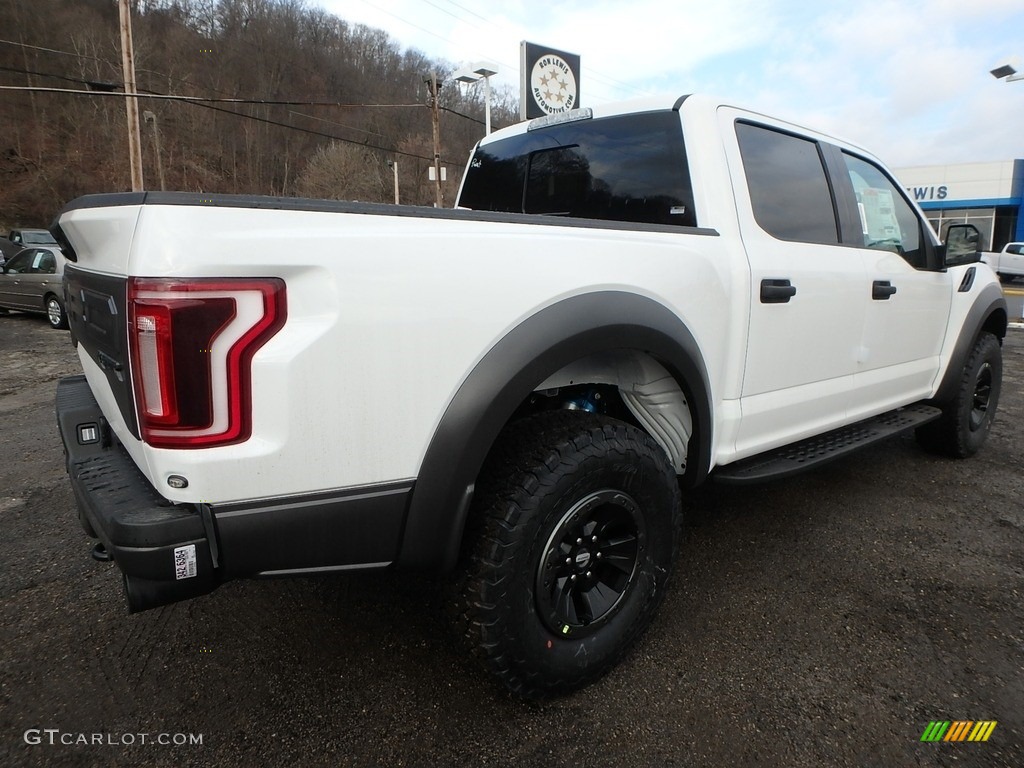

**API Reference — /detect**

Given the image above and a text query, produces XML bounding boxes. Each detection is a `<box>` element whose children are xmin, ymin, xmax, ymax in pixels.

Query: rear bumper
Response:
<box><xmin>56</xmin><ymin>375</ymin><xmax>218</xmax><ymax>611</ymax></box>
<box><xmin>56</xmin><ymin>374</ymin><xmax>415</xmax><ymax>612</ymax></box>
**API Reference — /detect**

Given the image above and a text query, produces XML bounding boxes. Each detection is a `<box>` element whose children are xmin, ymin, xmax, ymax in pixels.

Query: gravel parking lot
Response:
<box><xmin>1</xmin><ymin>313</ymin><xmax>1022</xmax><ymax>768</ymax></box>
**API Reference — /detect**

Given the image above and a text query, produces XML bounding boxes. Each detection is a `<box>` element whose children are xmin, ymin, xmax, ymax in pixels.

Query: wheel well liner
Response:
<box><xmin>397</xmin><ymin>290</ymin><xmax>712</xmax><ymax>571</ymax></box>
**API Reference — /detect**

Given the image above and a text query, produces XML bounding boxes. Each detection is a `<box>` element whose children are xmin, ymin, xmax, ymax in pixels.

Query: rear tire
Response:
<box><xmin>916</xmin><ymin>331</ymin><xmax>1001</xmax><ymax>458</ymax></box>
<box><xmin>454</xmin><ymin>412</ymin><xmax>682</xmax><ymax>698</ymax></box>
<box><xmin>45</xmin><ymin>294</ymin><xmax>68</xmax><ymax>330</ymax></box>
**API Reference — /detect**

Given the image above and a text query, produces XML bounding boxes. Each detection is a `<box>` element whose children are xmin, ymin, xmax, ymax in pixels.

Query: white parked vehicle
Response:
<box><xmin>981</xmin><ymin>241</ymin><xmax>1024</xmax><ymax>279</ymax></box>
<box><xmin>54</xmin><ymin>94</ymin><xmax>1007</xmax><ymax>697</ymax></box>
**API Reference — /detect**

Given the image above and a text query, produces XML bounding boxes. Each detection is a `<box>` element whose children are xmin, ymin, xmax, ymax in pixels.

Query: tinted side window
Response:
<box><xmin>459</xmin><ymin>111</ymin><xmax>697</xmax><ymax>227</ymax></box>
<box><xmin>735</xmin><ymin>122</ymin><xmax>838</xmax><ymax>244</ymax></box>
<box><xmin>1006</xmin><ymin>244</ymin><xmax>1022</xmax><ymax>255</ymax></box>
<box><xmin>841</xmin><ymin>152</ymin><xmax>924</xmax><ymax>267</ymax></box>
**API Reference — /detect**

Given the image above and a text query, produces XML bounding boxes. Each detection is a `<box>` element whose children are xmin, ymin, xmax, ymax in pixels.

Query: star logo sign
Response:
<box><xmin>530</xmin><ymin>54</ymin><xmax>578</xmax><ymax>115</ymax></box>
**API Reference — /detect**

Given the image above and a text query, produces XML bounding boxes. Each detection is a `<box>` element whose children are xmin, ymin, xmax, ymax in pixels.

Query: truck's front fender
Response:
<box><xmin>932</xmin><ymin>281</ymin><xmax>1007</xmax><ymax>406</ymax></box>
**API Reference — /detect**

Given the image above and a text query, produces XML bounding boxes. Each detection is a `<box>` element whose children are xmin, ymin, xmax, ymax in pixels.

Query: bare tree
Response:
<box><xmin>295</xmin><ymin>141</ymin><xmax>388</xmax><ymax>202</ymax></box>
<box><xmin>0</xmin><ymin>0</ymin><xmax>521</xmax><ymax>226</ymax></box>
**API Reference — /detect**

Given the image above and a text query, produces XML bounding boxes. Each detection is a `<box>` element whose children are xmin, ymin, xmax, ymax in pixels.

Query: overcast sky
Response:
<box><xmin>318</xmin><ymin>0</ymin><xmax>1023</xmax><ymax>169</ymax></box>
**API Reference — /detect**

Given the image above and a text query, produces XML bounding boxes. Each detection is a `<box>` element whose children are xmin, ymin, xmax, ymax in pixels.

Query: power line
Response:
<box><xmin>353</xmin><ymin>0</ymin><xmax>464</xmax><ymax>50</ymax></box>
<box><xmin>287</xmin><ymin>109</ymin><xmax>385</xmax><ymax>138</ymax></box>
<box><xmin>1</xmin><ymin>38</ymin><xmax>488</xmax><ymax>120</ymax></box>
<box><xmin>0</xmin><ymin>64</ymin><xmax>98</xmax><ymax>87</ymax></box>
<box><xmin>0</xmin><ymin>82</ymin><xmax>423</xmax><ymax>107</ymax></box>
<box><xmin>368</xmin><ymin>0</ymin><xmax>654</xmax><ymax>100</ymax></box>
<box><xmin>437</xmin><ymin>0</ymin><xmax>490</xmax><ymax>23</ymax></box>
<box><xmin>1</xmin><ymin>35</ymin><xmax>241</xmax><ymax>99</ymax></box>
<box><xmin>0</xmin><ymin>84</ymin><xmax>469</xmax><ymax>168</ymax></box>
<box><xmin>0</xmin><ymin>28</ymin><xmax>404</xmax><ymax>109</ymax></box>
<box><xmin>420</xmin><ymin>0</ymin><xmax>474</xmax><ymax>25</ymax></box>
<box><xmin>0</xmin><ymin>37</ymin><xmax>108</xmax><ymax>63</ymax></box>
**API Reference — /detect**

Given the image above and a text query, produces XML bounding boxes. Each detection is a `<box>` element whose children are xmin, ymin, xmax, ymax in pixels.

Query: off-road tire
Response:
<box><xmin>454</xmin><ymin>411</ymin><xmax>682</xmax><ymax>698</ymax></box>
<box><xmin>916</xmin><ymin>331</ymin><xmax>1001</xmax><ymax>458</ymax></box>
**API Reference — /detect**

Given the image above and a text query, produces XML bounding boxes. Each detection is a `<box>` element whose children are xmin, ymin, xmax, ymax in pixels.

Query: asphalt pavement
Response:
<box><xmin>0</xmin><ymin>311</ymin><xmax>1021</xmax><ymax>768</ymax></box>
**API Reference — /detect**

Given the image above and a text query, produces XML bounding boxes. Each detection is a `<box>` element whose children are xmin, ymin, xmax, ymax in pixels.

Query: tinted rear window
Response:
<box><xmin>458</xmin><ymin>111</ymin><xmax>696</xmax><ymax>227</ymax></box>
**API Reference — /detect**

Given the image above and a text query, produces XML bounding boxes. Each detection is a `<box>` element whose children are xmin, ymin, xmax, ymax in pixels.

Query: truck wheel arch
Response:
<box><xmin>397</xmin><ymin>290</ymin><xmax>712</xmax><ymax>571</ymax></box>
<box><xmin>932</xmin><ymin>283</ymin><xmax>1007</xmax><ymax>407</ymax></box>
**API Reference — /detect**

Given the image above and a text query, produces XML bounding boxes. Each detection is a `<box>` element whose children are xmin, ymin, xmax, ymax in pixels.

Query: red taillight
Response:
<box><xmin>128</xmin><ymin>278</ymin><xmax>286</xmax><ymax>448</ymax></box>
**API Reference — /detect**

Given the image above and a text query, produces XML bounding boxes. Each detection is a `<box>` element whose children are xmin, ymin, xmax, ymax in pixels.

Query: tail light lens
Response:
<box><xmin>128</xmin><ymin>277</ymin><xmax>286</xmax><ymax>448</ymax></box>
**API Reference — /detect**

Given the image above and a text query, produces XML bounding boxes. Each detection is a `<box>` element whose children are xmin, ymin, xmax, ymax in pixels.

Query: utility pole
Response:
<box><xmin>387</xmin><ymin>159</ymin><xmax>399</xmax><ymax>205</ymax></box>
<box><xmin>426</xmin><ymin>72</ymin><xmax>443</xmax><ymax>208</ymax></box>
<box><xmin>118</xmin><ymin>0</ymin><xmax>144</xmax><ymax>191</ymax></box>
<box><xmin>143</xmin><ymin>110</ymin><xmax>166</xmax><ymax>191</ymax></box>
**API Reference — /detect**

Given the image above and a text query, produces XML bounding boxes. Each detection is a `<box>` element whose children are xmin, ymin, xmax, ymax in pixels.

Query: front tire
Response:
<box><xmin>455</xmin><ymin>412</ymin><xmax>682</xmax><ymax>698</ymax></box>
<box><xmin>45</xmin><ymin>294</ymin><xmax>68</xmax><ymax>330</ymax></box>
<box><xmin>916</xmin><ymin>331</ymin><xmax>1002</xmax><ymax>458</ymax></box>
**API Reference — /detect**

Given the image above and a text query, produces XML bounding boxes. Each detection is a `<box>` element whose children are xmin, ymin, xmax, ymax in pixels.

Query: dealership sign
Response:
<box><xmin>520</xmin><ymin>42</ymin><xmax>581</xmax><ymax>120</ymax></box>
<box><xmin>897</xmin><ymin>160</ymin><xmax>1024</xmax><ymax>207</ymax></box>
<box><xmin>906</xmin><ymin>185</ymin><xmax>950</xmax><ymax>202</ymax></box>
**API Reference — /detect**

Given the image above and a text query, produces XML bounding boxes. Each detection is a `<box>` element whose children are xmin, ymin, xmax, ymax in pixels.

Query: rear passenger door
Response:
<box><xmin>721</xmin><ymin>111</ymin><xmax>868</xmax><ymax>455</ymax></box>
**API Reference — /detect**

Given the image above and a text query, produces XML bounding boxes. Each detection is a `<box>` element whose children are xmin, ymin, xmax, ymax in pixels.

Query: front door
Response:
<box><xmin>833</xmin><ymin>151</ymin><xmax>951</xmax><ymax>417</ymax></box>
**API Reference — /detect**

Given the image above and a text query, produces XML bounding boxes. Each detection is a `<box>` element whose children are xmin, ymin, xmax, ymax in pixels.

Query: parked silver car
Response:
<box><xmin>0</xmin><ymin>247</ymin><xmax>69</xmax><ymax>329</ymax></box>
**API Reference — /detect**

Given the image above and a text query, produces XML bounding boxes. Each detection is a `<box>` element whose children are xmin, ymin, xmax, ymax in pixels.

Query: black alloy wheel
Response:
<box><xmin>535</xmin><ymin>489</ymin><xmax>644</xmax><ymax>638</ymax></box>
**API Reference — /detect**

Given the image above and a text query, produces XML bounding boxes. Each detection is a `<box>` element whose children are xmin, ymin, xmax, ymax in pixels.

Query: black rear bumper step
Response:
<box><xmin>56</xmin><ymin>375</ymin><xmax>218</xmax><ymax>611</ymax></box>
<box><xmin>713</xmin><ymin>403</ymin><xmax>942</xmax><ymax>485</ymax></box>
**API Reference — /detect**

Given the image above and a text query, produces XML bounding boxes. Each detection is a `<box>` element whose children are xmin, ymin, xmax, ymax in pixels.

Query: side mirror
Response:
<box><xmin>944</xmin><ymin>224</ymin><xmax>981</xmax><ymax>268</ymax></box>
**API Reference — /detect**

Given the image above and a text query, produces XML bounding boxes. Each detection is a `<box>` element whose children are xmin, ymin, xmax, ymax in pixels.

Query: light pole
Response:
<box><xmin>990</xmin><ymin>56</ymin><xmax>1023</xmax><ymax>83</ymax></box>
<box><xmin>454</xmin><ymin>62</ymin><xmax>499</xmax><ymax>135</ymax></box>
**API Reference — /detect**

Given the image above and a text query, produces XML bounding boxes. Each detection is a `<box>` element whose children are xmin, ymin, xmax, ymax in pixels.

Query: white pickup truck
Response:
<box><xmin>54</xmin><ymin>94</ymin><xmax>1007</xmax><ymax>697</ymax></box>
<box><xmin>981</xmin><ymin>241</ymin><xmax>1024</xmax><ymax>279</ymax></box>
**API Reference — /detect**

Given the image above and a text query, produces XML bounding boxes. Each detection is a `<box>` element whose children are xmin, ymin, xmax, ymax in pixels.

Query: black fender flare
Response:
<box><xmin>931</xmin><ymin>283</ymin><xmax>1007</xmax><ymax>406</ymax></box>
<box><xmin>397</xmin><ymin>290</ymin><xmax>713</xmax><ymax>571</ymax></box>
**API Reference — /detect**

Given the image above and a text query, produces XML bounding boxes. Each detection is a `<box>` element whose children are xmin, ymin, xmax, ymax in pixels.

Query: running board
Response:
<box><xmin>713</xmin><ymin>403</ymin><xmax>942</xmax><ymax>485</ymax></box>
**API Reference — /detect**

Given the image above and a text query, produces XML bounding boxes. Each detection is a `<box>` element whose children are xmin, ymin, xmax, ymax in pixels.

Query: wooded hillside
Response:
<box><xmin>0</xmin><ymin>0</ymin><xmax>517</xmax><ymax>226</ymax></box>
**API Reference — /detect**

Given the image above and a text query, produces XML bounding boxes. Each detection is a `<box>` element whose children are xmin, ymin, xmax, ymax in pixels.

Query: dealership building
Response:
<box><xmin>894</xmin><ymin>160</ymin><xmax>1024</xmax><ymax>251</ymax></box>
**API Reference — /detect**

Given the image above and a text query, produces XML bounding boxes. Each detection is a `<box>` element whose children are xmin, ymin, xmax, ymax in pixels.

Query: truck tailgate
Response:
<box><xmin>63</xmin><ymin>266</ymin><xmax>137</xmax><ymax>437</ymax></box>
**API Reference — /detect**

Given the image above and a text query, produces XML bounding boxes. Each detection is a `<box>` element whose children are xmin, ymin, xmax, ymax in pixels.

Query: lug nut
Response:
<box><xmin>571</xmin><ymin>574</ymin><xmax>577</xmax><ymax>582</ymax></box>
<box><xmin>586</xmin><ymin>571</ymin><xmax>592</xmax><ymax>578</ymax></box>
<box><xmin>592</xmin><ymin>535</ymin><xmax>598</xmax><ymax>542</ymax></box>
<box><xmin>576</xmin><ymin>537</ymin><xmax>583</xmax><ymax>545</ymax></box>
<box><xmin>565</xmin><ymin>557</ymin><xmax>571</xmax><ymax>565</ymax></box>
<box><xmin>596</xmin><ymin>552</ymin><xmax>603</xmax><ymax>559</ymax></box>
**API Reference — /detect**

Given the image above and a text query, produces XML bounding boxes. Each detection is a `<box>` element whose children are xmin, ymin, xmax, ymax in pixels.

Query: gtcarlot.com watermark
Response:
<box><xmin>24</xmin><ymin>729</ymin><xmax>203</xmax><ymax>747</ymax></box>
